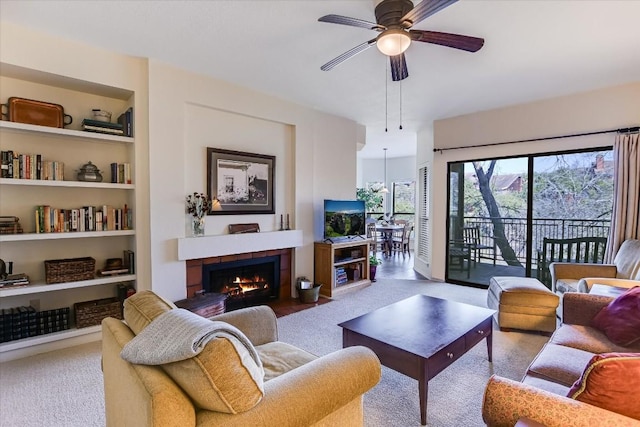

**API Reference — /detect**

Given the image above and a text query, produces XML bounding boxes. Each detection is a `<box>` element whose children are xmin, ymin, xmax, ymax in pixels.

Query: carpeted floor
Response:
<box><xmin>0</xmin><ymin>279</ymin><xmax>549</xmax><ymax>427</ymax></box>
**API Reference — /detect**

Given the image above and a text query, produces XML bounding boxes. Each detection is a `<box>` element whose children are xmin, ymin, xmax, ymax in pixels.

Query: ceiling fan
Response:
<box><xmin>318</xmin><ymin>0</ymin><xmax>484</xmax><ymax>81</ymax></box>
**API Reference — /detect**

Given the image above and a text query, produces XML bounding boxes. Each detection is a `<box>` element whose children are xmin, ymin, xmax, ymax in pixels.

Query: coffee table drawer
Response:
<box><xmin>428</xmin><ymin>336</ymin><xmax>466</xmax><ymax>379</ymax></box>
<box><xmin>465</xmin><ymin>318</ymin><xmax>492</xmax><ymax>350</ymax></box>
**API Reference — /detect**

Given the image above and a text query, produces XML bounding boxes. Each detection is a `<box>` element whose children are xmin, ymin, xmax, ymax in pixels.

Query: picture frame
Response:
<box><xmin>207</xmin><ymin>147</ymin><xmax>275</xmax><ymax>215</ymax></box>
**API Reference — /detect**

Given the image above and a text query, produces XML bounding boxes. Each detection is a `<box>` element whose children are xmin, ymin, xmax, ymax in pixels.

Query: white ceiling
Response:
<box><xmin>1</xmin><ymin>1</ymin><xmax>639</xmax><ymax>159</ymax></box>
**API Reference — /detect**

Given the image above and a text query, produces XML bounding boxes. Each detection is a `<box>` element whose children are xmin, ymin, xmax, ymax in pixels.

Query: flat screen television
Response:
<box><xmin>324</xmin><ymin>199</ymin><xmax>366</xmax><ymax>240</ymax></box>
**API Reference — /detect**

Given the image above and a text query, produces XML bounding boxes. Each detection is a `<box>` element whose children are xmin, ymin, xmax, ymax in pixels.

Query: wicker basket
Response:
<box><xmin>44</xmin><ymin>257</ymin><xmax>95</xmax><ymax>284</ymax></box>
<box><xmin>74</xmin><ymin>297</ymin><xmax>122</xmax><ymax>328</ymax></box>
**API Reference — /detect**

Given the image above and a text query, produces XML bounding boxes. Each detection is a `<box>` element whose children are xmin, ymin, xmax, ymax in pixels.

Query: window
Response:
<box><xmin>445</xmin><ymin>148</ymin><xmax>613</xmax><ymax>287</ymax></box>
<box><xmin>392</xmin><ymin>180</ymin><xmax>415</xmax><ymax>223</ymax></box>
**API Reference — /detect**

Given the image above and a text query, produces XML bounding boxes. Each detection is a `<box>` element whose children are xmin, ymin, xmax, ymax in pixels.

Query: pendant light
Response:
<box><xmin>381</xmin><ymin>148</ymin><xmax>389</xmax><ymax>193</ymax></box>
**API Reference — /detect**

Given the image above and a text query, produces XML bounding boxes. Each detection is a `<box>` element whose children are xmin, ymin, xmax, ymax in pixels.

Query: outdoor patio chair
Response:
<box><xmin>537</xmin><ymin>236</ymin><xmax>607</xmax><ymax>290</ymax></box>
<box><xmin>463</xmin><ymin>226</ymin><xmax>497</xmax><ymax>267</ymax></box>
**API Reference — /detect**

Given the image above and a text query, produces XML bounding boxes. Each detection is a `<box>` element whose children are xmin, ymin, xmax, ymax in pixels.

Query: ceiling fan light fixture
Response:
<box><xmin>376</xmin><ymin>29</ymin><xmax>411</xmax><ymax>56</ymax></box>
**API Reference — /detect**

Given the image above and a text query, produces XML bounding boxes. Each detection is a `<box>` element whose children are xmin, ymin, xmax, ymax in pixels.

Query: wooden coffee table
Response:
<box><xmin>338</xmin><ymin>294</ymin><xmax>495</xmax><ymax>425</ymax></box>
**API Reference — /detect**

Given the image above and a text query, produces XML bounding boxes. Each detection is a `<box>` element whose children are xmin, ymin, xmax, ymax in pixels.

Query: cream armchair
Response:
<box><xmin>102</xmin><ymin>291</ymin><xmax>381</xmax><ymax>427</ymax></box>
<box><xmin>550</xmin><ymin>239</ymin><xmax>640</xmax><ymax>295</ymax></box>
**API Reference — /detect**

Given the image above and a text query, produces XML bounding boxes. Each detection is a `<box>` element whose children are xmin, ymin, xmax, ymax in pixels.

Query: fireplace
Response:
<box><xmin>202</xmin><ymin>255</ymin><xmax>281</xmax><ymax>311</ymax></box>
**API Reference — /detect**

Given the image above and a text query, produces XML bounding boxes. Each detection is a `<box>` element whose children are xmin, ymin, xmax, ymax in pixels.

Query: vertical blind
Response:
<box><xmin>417</xmin><ymin>165</ymin><xmax>430</xmax><ymax>263</ymax></box>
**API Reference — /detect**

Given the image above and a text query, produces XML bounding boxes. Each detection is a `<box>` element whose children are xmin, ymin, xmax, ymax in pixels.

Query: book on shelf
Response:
<box><xmin>81</xmin><ymin>119</ymin><xmax>124</xmax><ymax>130</ymax></box>
<box><xmin>117</xmin><ymin>107</ymin><xmax>134</xmax><ymax>137</ymax></box>
<box><xmin>0</xmin><ymin>273</ymin><xmax>30</xmax><ymax>288</ymax></box>
<box><xmin>123</xmin><ymin>250</ymin><xmax>135</xmax><ymax>274</ymax></box>
<box><xmin>82</xmin><ymin>124</ymin><xmax>124</xmax><ymax>135</ymax></box>
<box><xmin>110</xmin><ymin>162</ymin><xmax>132</xmax><ymax>184</ymax></box>
<box><xmin>97</xmin><ymin>268</ymin><xmax>130</xmax><ymax>276</ymax></box>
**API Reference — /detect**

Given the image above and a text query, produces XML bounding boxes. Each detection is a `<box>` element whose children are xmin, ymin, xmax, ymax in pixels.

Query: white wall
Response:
<box><xmin>358</xmin><ymin>155</ymin><xmax>417</xmax><ymax>213</ymax></box>
<box><xmin>147</xmin><ymin>61</ymin><xmax>360</xmax><ymax>301</ymax></box>
<box><xmin>417</xmin><ymin>82</ymin><xmax>640</xmax><ymax>281</ymax></box>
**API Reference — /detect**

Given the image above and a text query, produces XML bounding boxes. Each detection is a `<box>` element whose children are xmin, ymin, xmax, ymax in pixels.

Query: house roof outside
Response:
<box><xmin>1</xmin><ymin>1</ymin><xmax>639</xmax><ymax>159</ymax></box>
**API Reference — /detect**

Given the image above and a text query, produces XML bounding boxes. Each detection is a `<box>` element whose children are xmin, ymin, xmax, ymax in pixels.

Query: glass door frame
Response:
<box><xmin>445</xmin><ymin>145</ymin><xmax>613</xmax><ymax>287</ymax></box>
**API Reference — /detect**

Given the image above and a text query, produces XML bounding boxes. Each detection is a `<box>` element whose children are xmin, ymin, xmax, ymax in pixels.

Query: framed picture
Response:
<box><xmin>207</xmin><ymin>147</ymin><xmax>275</xmax><ymax>215</ymax></box>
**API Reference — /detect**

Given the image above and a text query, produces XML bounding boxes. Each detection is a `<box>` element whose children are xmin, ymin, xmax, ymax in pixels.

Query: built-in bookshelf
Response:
<box><xmin>0</xmin><ymin>63</ymin><xmax>138</xmax><ymax>360</ymax></box>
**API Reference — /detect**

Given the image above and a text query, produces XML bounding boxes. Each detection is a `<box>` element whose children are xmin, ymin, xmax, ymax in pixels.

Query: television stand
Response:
<box><xmin>314</xmin><ymin>239</ymin><xmax>372</xmax><ymax>297</ymax></box>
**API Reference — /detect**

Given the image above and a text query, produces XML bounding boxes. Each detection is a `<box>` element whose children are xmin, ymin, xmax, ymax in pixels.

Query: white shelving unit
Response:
<box><xmin>0</xmin><ymin>64</ymin><xmax>138</xmax><ymax>360</ymax></box>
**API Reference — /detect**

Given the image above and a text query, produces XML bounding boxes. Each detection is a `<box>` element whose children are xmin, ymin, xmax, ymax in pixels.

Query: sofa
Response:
<box><xmin>482</xmin><ymin>292</ymin><xmax>640</xmax><ymax>427</ymax></box>
<box><xmin>102</xmin><ymin>291</ymin><xmax>381</xmax><ymax>427</ymax></box>
<box><xmin>550</xmin><ymin>239</ymin><xmax>640</xmax><ymax>296</ymax></box>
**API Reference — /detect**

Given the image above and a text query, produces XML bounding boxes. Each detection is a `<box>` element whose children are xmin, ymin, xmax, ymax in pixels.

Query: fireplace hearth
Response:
<box><xmin>202</xmin><ymin>255</ymin><xmax>280</xmax><ymax>311</ymax></box>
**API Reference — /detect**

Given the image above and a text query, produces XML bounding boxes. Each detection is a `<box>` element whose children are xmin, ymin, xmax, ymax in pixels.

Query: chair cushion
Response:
<box><xmin>122</xmin><ymin>290</ymin><xmax>264</xmax><ymax>414</ymax></box>
<box><xmin>256</xmin><ymin>341</ymin><xmax>317</xmax><ymax>381</ymax></box>
<box><xmin>591</xmin><ymin>286</ymin><xmax>640</xmax><ymax>346</ymax></box>
<box><xmin>613</xmin><ymin>239</ymin><xmax>640</xmax><ymax>280</ymax></box>
<box><xmin>567</xmin><ymin>352</ymin><xmax>640</xmax><ymax>420</ymax></box>
<box><xmin>526</xmin><ymin>343</ymin><xmax>594</xmax><ymax>387</ymax></box>
<box><xmin>550</xmin><ymin>324</ymin><xmax>640</xmax><ymax>354</ymax></box>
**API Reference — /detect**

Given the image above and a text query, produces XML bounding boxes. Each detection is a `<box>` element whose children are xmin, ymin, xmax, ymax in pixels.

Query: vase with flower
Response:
<box><xmin>186</xmin><ymin>192</ymin><xmax>211</xmax><ymax>237</ymax></box>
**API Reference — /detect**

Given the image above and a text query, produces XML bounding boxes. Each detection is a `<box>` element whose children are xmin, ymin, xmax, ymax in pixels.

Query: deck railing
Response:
<box><xmin>458</xmin><ymin>216</ymin><xmax>611</xmax><ymax>265</ymax></box>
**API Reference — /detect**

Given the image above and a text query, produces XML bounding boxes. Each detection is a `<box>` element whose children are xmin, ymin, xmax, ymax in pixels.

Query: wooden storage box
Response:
<box><xmin>44</xmin><ymin>257</ymin><xmax>95</xmax><ymax>284</ymax></box>
<box><xmin>74</xmin><ymin>297</ymin><xmax>122</xmax><ymax>328</ymax></box>
<box><xmin>174</xmin><ymin>293</ymin><xmax>227</xmax><ymax>318</ymax></box>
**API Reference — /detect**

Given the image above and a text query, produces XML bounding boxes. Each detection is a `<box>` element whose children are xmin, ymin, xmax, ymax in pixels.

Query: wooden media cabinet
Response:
<box><xmin>314</xmin><ymin>239</ymin><xmax>371</xmax><ymax>297</ymax></box>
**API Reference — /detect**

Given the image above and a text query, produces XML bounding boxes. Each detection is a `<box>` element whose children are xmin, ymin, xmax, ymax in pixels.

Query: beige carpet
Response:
<box><xmin>0</xmin><ymin>279</ymin><xmax>549</xmax><ymax>426</ymax></box>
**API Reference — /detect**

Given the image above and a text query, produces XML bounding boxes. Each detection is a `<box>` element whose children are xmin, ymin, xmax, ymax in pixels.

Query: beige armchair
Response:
<box><xmin>550</xmin><ymin>239</ymin><xmax>640</xmax><ymax>295</ymax></box>
<box><xmin>102</xmin><ymin>291</ymin><xmax>381</xmax><ymax>427</ymax></box>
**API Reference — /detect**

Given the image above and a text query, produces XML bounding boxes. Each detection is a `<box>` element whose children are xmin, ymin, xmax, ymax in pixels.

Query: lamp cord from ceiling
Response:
<box><xmin>385</xmin><ymin>61</ymin><xmax>388</xmax><ymax>132</ymax></box>
<box><xmin>399</xmin><ymin>79</ymin><xmax>403</xmax><ymax>130</ymax></box>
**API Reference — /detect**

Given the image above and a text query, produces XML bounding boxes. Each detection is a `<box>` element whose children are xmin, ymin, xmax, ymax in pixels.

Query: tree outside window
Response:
<box><xmin>393</xmin><ymin>180</ymin><xmax>415</xmax><ymax>222</ymax></box>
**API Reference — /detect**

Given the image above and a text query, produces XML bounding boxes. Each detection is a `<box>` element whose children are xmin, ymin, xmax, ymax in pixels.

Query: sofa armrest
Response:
<box><xmin>577</xmin><ymin>278</ymin><xmax>640</xmax><ymax>293</ymax></box>
<box><xmin>482</xmin><ymin>376</ymin><xmax>640</xmax><ymax>427</ymax></box>
<box><xmin>102</xmin><ymin>317</ymin><xmax>196</xmax><ymax>427</ymax></box>
<box><xmin>210</xmin><ymin>305</ymin><xmax>278</xmax><ymax>346</ymax></box>
<box><xmin>562</xmin><ymin>292</ymin><xmax>613</xmax><ymax>326</ymax></box>
<box><xmin>550</xmin><ymin>262</ymin><xmax>617</xmax><ymax>289</ymax></box>
<box><xmin>197</xmin><ymin>346</ymin><xmax>381</xmax><ymax>427</ymax></box>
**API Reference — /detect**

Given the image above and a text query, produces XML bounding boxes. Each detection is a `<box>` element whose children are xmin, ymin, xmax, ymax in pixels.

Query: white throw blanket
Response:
<box><xmin>120</xmin><ymin>308</ymin><xmax>263</xmax><ymax>368</ymax></box>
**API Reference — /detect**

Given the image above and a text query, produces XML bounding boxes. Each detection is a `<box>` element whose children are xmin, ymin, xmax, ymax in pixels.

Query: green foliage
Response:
<box><xmin>369</xmin><ymin>255</ymin><xmax>382</xmax><ymax>266</ymax></box>
<box><xmin>357</xmin><ymin>187</ymin><xmax>384</xmax><ymax>213</ymax></box>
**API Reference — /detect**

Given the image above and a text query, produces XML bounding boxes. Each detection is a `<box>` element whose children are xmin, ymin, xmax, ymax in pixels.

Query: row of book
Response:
<box><xmin>0</xmin><ymin>216</ymin><xmax>23</xmax><ymax>235</ymax></box>
<box><xmin>35</xmin><ymin>204</ymin><xmax>133</xmax><ymax>233</ymax></box>
<box><xmin>335</xmin><ymin>266</ymin><xmax>349</xmax><ymax>286</ymax></box>
<box><xmin>0</xmin><ymin>306</ymin><xmax>70</xmax><ymax>343</ymax></box>
<box><xmin>110</xmin><ymin>162</ymin><xmax>132</xmax><ymax>184</ymax></box>
<box><xmin>0</xmin><ymin>150</ymin><xmax>64</xmax><ymax>180</ymax></box>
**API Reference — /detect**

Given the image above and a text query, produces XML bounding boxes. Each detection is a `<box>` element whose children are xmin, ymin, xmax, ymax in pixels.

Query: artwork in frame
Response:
<box><xmin>207</xmin><ymin>147</ymin><xmax>275</xmax><ymax>215</ymax></box>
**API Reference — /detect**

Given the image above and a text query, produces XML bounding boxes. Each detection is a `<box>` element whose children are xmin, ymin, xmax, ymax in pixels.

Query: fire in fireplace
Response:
<box><xmin>202</xmin><ymin>255</ymin><xmax>280</xmax><ymax>311</ymax></box>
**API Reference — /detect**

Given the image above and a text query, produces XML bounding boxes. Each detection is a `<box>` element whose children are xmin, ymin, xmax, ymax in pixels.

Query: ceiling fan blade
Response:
<box><xmin>390</xmin><ymin>54</ymin><xmax>408</xmax><ymax>81</ymax></box>
<box><xmin>410</xmin><ymin>30</ymin><xmax>484</xmax><ymax>52</ymax></box>
<box><xmin>318</xmin><ymin>14</ymin><xmax>383</xmax><ymax>31</ymax></box>
<box><xmin>321</xmin><ymin>39</ymin><xmax>377</xmax><ymax>71</ymax></box>
<box><xmin>401</xmin><ymin>0</ymin><xmax>458</xmax><ymax>27</ymax></box>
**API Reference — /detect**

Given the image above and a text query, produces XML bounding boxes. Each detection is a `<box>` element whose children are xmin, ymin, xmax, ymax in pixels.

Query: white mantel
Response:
<box><xmin>177</xmin><ymin>230</ymin><xmax>304</xmax><ymax>261</ymax></box>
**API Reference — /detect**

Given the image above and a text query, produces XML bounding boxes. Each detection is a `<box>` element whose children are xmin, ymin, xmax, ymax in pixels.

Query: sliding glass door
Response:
<box><xmin>446</xmin><ymin>148</ymin><xmax>613</xmax><ymax>287</ymax></box>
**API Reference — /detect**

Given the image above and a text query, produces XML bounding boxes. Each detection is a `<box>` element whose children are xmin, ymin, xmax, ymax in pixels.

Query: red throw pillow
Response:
<box><xmin>591</xmin><ymin>286</ymin><xmax>640</xmax><ymax>347</ymax></box>
<box><xmin>567</xmin><ymin>352</ymin><xmax>640</xmax><ymax>420</ymax></box>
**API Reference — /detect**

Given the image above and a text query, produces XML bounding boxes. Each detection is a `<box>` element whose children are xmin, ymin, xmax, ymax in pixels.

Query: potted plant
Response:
<box><xmin>369</xmin><ymin>255</ymin><xmax>382</xmax><ymax>282</ymax></box>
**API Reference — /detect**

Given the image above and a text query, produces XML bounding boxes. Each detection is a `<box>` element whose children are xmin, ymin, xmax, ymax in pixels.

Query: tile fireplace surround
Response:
<box><xmin>178</xmin><ymin>230</ymin><xmax>304</xmax><ymax>299</ymax></box>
